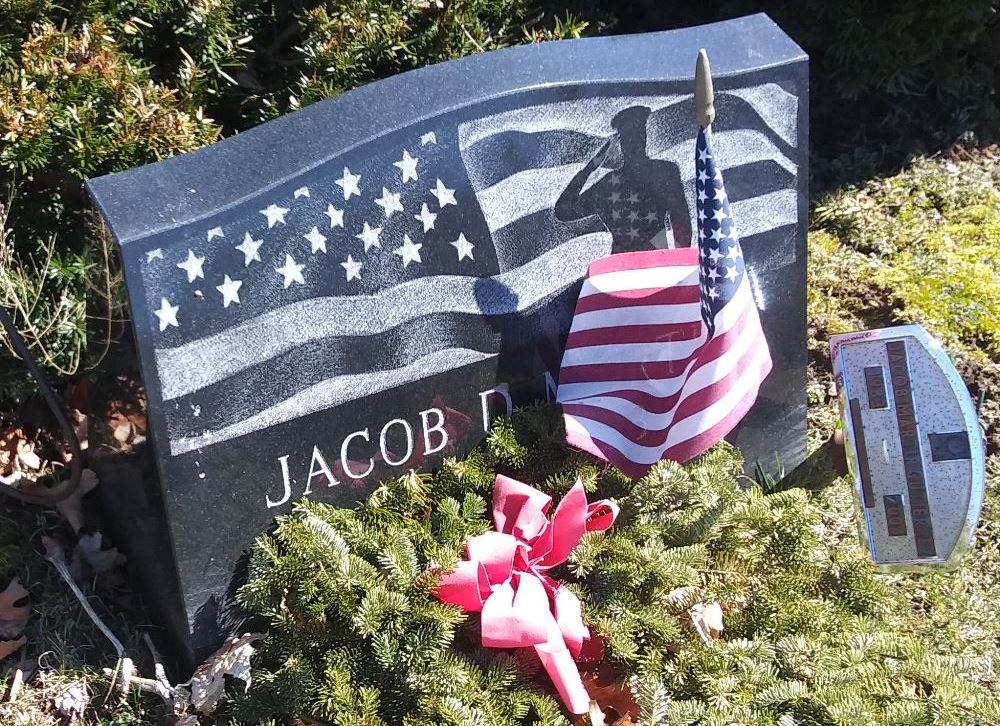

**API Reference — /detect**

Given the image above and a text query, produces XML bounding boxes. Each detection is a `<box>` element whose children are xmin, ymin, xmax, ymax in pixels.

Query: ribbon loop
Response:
<box><xmin>436</xmin><ymin>475</ymin><xmax>619</xmax><ymax>715</ymax></box>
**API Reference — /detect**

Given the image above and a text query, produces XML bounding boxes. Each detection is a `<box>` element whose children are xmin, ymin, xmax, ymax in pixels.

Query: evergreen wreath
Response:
<box><xmin>230</xmin><ymin>404</ymin><xmax>1000</xmax><ymax>726</ymax></box>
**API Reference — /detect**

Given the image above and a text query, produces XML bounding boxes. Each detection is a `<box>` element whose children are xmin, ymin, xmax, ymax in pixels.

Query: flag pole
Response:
<box><xmin>695</xmin><ymin>48</ymin><xmax>715</xmax><ymax>128</ymax></box>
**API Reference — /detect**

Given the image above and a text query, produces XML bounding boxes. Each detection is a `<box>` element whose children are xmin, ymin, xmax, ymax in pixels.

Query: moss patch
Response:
<box><xmin>809</xmin><ymin>153</ymin><xmax>1000</xmax><ymax>450</ymax></box>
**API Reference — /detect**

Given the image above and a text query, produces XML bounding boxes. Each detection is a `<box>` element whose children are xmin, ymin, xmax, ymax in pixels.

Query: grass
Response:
<box><xmin>2</xmin><ymin>149</ymin><xmax>1000</xmax><ymax>722</ymax></box>
<box><xmin>0</xmin><ymin>502</ymin><xmax>159</xmax><ymax>724</ymax></box>
<box><xmin>805</xmin><ymin>149</ymin><xmax>1000</xmax><ymax>704</ymax></box>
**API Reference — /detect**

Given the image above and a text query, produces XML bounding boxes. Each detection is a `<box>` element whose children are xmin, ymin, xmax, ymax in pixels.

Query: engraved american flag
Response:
<box><xmin>136</xmin><ymin>86</ymin><xmax>795</xmax><ymax>459</ymax></box>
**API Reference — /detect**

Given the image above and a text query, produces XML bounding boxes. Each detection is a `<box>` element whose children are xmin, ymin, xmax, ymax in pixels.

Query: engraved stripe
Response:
<box><xmin>849</xmin><ymin>397</ymin><xmax>876</xmax><ymax>508</ymax></box>
<box><xmin>886</xmin><ymin>340</ymin><xmax>936</xmax><ymax>557</ymax></box>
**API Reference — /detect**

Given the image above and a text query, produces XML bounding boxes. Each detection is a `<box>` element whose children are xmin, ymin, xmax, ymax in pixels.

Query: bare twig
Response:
<box><xmin>6</xmin><ymin>668</ymin><xmax>23</xmax><ymax>703</ymax></box>
<box><xmin>41</xmin><ymin>537</ymin><xmax>124</xmax><ymax>658</ymax></box>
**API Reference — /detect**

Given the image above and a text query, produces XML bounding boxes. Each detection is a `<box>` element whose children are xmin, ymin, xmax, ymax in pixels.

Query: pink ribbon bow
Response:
<box><xmin>435</xmin><ymin>474</ymin><xmax>619</xmax><ymax>714</ymax></box>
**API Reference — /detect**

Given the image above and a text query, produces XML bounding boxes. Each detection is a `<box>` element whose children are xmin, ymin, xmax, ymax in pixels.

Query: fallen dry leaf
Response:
<box><xmin>53</xmin><ymin>681</ymin><xmax>88</xmax><ymax>724</ymax></box>
<box><xmin>412</xmin><ymin>0</ymin><xmax>445</xmax><ymax>12</ymax></box>
<box><xmin>111</xmin><ymin>419</ymin><xmax>132</xmax><ymax>443</ymax></box>
<box><xmin>188</xmin><ymin>633</ymin><xmax>260</xmax><ymax>714</ymax></box>
<box><xmin>0</xmin><ymin>636</ymin><xmax>26</xmax><ymax>661</ymax></box>
<box><xmin>69</xmin><ymin>408</ymin><xmax>89</xmax><ymax>455</ymax></box>
<box><xmin>574</xmin><ymin>664</ymin><xmax>638</xmax><ymax>726</ymax></box>
<box><xmin>55</xmin><ymin>468</ymin><xmax>99</xmax><ymax>534</ymax></box>
<box><xmin>74</xmin><ymin>531</ymin><xmax>125</xmax><ymax>575</ymax></box>
<box><xmin>106</xmin><ymin>396</ymin><xmax>148</xmax><ymax>448</ymax></box>
<box><xmin>16</xmin><ymin>440</ymin><xmax>41</xmax><ymax>471</ymax></box>
<box><xmin>0</xmin><ymin>578</ymin><xmax>29</xmax><ymax>640</ymax></box>
<box><xmin>689</xmin><ymin>602</ymin><xmax>724</xmax><ymax>645</ymax></box>
<box><xmin>0</xmin><ymin>426</ymin><xmax>27</xmax><ymax>484</ymax></box>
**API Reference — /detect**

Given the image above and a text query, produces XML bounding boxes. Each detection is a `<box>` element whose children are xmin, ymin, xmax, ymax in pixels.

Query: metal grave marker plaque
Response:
<box><xmin>86</xmin><ymin>14</ymin><xmax>809</xmax><ymax>663</ymax></box>
<box><xmin>831</xmin><ymin>324</ymin><xmax>986</xmax><ymax>569</ymax></box>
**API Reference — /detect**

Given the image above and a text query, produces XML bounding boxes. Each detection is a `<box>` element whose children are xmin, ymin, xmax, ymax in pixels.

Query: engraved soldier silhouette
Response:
<box><xmin>556</xmin><ymin>105</ymin><xmax>691</xmax><ymax>251</ymax></box>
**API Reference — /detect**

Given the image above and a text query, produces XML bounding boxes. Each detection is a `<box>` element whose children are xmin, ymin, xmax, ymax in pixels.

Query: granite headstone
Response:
<box><xmin>85</xmin><ymin>14</ymin><xmax>809</xmax><ymax>666</ymax></box>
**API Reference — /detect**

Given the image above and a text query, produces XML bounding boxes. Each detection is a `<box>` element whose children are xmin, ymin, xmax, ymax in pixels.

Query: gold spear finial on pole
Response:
<box><xmin>695</xmin><ymin>48</ymin><xmax>715</xmax><ymax>128</ymax></box>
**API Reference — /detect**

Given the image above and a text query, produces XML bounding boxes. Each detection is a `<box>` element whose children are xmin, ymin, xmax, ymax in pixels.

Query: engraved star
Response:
<box><xmin>450</xmin><ymin>233</ymin><xmax>475</xmax><ymax>261</ymax></box>
<box><xmin>415</xmin><ymin>202</ymin><xmax>437</xmax><ymax>232</ymax></box>
<box><xmin>430</xmin><ymin>178</ymin><xmax>457</xmax><ymax>207</ymax></box>
<box><xmin>326</xmin><ymin>204</ymin><xmax>344</xmax><ymax>229</ymax></box>
<box><xmin>260</xmin><ymin>203</ymin><xmax>288</xmax><ymax>228</ymax></box>
<box><xmin>356</xmin><ymin>222</ymin><xmax>383</xmax><ymax>251</ymax></box>
<box><xmin>275</xmin><ymin>254</ymin><xmax>305</xmax><ymax>287</ymax></box>
<box><xmin>374</xmin><ymin>187</ymin><xmax>404</xmax><ymax>217</ymax></box>
<box><xmin>394</xmin><ymin>150</ymin><xmax>419</xmax><ymax>183</ymax></box>
<box><xmin>341</xmin><ymin>254</ymin><xmax>363</xmax><ymax>281</ymax></box>
<box><xmin>335</xmin><ymin>167</ymin><xmax>362</xmax><ymax>200</ymax></box>
<box><xmin>294</xmin><ymin>186</ymin><xmax>310</xmax><ymax>198</ymax></box>
<box><xmin>305</xmin><ymin>226</ymin><xmax>327</xmax><ymax>254</ymax></box>
<box><xmin>176</xmin><ymin>249</ymin><xmax>205</xmax><ymax>282</ymax></box>
<box><xmin>216</xmin><ymin>274</ymin><xmax>242</xmax><ymax>308</ymax></box>
<box><xmin>207</xmin><ymin>226</ymin><xmax>224</xmax><ymax>241</ymax></box>
<box><xmin>146</xmin><ymin>248</ymin><xmax>163</xmax><ymax>262</ymax></box>
<box><xmin>628</xmin><ymin>227</ymin><xmax>640</xmax><ymax>240</ymax></box>
<box><xmin>628</xmin><ymin>210</ymin><xmax>640</xmax><ymax>223</ymax></box>
<box><xmin>628</xmin><ymin>193</ymin><xmax>640</xmax><ymax>204</ymax></box>
<box><xmin>610</xmin><ymin>174</ymin><xmax>621</xmax><ymax>186</ymax></box>
<box><xmin>610</xmin><ymin>191</ymin><xmax>621</xmax><ymax>204</ymax></box>
<box><xmin>645</xmin><ymin>211</ymin><xmax>659</xmax><ymax>223</ymax></box>
<box><xmin>420</xmin><ymin>131</ymin><xmax>437</xmax><ymax>146</ymax></box>
<box><xmin>611</xmin><ymin>210</ymin><xmax>621</xmax><ymax>221</ymax></box>
<box><xmin>235</xmin><ymin>232</ymin><xmax>262</xmax><ymax>266</ymax></box>
<box><xmin>154</xmin><ymin>298</ymin><xmax>179</xmax><ymax>331</ymax></box>
<box><xmin>393</xmin><ymin>234</ymin><xmax>422</xmax><ymax>268</ymax></box>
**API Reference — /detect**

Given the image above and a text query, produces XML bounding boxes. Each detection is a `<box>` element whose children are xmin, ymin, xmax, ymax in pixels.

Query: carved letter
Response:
<box><xmin>341</xmin><ymin>428</ymin><xmax>375</xmax><ymax>480</ymax></box>
<box><xmin>267</xmin><ymin>455</ymin><xmax>293</xmax><ymax>508</ymax></box>
<box><xmin>420</xmin><ymin>407</ymin><xmax>449</xmax><ymax>456</ymax></box>
<box><xmin>305</xmin><ymin>445</ymin><xmax>338</xmax><ymax>494</ymax></box>
<box><xmin>478</xmin><ymin>384</ymin><xmax>513</xmax><ymax>432</ymax></box>
<box><xmin>380</xmin><ymin>418</ymin><xmax>414</xmax><ymax>467</ymax></box>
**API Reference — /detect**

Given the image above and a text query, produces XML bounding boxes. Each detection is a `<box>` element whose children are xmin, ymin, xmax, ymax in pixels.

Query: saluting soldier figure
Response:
<box><xmin>556</xmin><ymin>105</ymin><xmax>692</xmax><ymax>251</ymax></box>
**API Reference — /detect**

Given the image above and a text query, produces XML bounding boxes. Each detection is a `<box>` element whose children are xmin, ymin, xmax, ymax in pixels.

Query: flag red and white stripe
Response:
<box><xmin>557</xmin><ymin>125</ymin><xmax>772</xmax><ymax>478</ymax></box>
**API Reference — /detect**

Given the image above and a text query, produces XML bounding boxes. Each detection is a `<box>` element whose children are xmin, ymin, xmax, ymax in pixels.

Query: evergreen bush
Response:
<box><xmin>233</xmin><ymin>405</ymin><xmax>1000</xmax><ymax>725</ymax></box>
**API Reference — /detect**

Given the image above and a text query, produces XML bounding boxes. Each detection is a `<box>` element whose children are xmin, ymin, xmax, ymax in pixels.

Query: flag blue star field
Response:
<box><xmin>558</xmin><ymin>125</ymin><xmax>773</xmax><ymax>476</ymax></box>
<box><xmin>135</xmin><ymin>88</ymin><xmax>794</xmax><ymax>461</ymax></box>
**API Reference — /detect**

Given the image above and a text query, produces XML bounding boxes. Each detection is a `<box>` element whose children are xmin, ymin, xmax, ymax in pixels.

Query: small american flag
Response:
<box><xmin>557</xmin><ymin>125</ymin><xmax>773</xmax><ymax>477</ymax></box>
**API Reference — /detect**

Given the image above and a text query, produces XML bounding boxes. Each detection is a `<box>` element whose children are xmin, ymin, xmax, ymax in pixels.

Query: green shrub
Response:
<box><xmin>0</xmin><ymin>1</ymin><xmax>597</xmax><ymax>392</ymax></box>
<box><xmin>234</xmin><ymin>406</ymin><xmax>1000</xmax><ymax>725</ymax></box>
